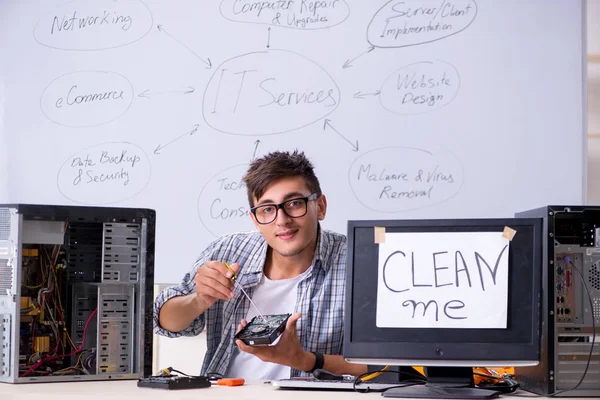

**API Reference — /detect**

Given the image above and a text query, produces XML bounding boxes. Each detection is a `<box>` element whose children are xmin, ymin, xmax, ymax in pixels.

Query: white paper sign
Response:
<box><xmin>377</xmin><ymin>232</ymin><xmax>509</xmax><ymax>329</ymax></box>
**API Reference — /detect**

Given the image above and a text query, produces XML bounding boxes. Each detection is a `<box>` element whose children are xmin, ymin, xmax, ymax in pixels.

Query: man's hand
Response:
<box><xmin>194</xmin><ymin>261</ymin><xmax>240</xmax><ymax>309</ymax></box>
<box><xmin>235</xmin><ymin>313</ymin><xmax>314</xmax><ymax>372</ymax></box>
<box><xmin>158</xmin><ymin>261</ymin><xmax>240</xmax><ymax>333</ymax></box>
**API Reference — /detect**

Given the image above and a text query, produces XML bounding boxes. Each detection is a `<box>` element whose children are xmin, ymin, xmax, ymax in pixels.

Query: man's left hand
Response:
<box><xmin>235</xmin><ymin>312</ymin><xmax>314</xmax><ymax>372</ymax></box>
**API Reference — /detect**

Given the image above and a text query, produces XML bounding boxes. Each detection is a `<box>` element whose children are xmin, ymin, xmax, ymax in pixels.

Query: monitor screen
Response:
<box><xmin>343</xmin><ymin>218</ymin><xmax>543</xmax><ymax>398</ymax></box>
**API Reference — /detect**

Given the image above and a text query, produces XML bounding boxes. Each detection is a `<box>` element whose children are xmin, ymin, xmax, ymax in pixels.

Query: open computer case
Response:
<box><xmin>0</xmin><ymin>204</ymin><xmax>155</xmax><ymax>383</ymax></box>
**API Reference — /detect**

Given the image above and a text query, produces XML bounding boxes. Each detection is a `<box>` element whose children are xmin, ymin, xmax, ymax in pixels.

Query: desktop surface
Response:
<box><xmin>0</xmin><ymin>379</ymin><xmax>583</xmax><ymax>400</ymax></box>
<box><xmin>0</xmin><ymin>380</ymin><xmax>381</xmax><ymax>400</ymax></box>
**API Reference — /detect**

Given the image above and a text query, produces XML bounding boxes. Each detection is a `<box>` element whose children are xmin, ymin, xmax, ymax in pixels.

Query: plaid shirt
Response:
<box><xmin>153</xmin><ymin>227</ymin><xmax>347</xmax><ymax>377</ymax></box>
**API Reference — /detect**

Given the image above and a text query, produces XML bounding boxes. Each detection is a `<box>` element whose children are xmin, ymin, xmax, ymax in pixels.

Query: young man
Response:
<box><xmin>153</xmin><ymin>150</ymin><xmax>366</xmax><ymax>379</ymax></box>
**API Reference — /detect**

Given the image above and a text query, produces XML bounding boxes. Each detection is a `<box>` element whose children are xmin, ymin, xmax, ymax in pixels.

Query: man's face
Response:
<box><xmin>250</xmin><ymin>176</ymin><xmax>326</xmax><ymax>259</ymax></box>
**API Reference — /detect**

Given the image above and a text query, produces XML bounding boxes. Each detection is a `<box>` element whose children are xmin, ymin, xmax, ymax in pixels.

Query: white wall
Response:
<box><xmin>152</xmin><ymin>285</ymin><xmax>207</xmax><ymax>375</ymax></box>
<box><xmin>588</xmin><ymin>0</ymin><xmax>600</xmax><ymax>204</ymax></box>
<box><xmin>152</xmin><ymin>1</ymin><xmax>600</xmax><ymax>375</ymax></box>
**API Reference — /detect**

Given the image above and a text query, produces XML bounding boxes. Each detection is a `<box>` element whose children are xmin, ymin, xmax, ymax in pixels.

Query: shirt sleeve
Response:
<box><xmin>153</xmin><ymin>237</ymin><xmax>225</xmax><ymax>337</ymax></box>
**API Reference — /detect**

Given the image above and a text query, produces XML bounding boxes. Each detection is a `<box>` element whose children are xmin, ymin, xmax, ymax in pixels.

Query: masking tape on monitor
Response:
<box><xmin>502</xmin><ymin>226</ymin><xmax>517</xmax><ymax>241</ymax></box>
<box><xmin>374</xmin><ymin>226</ymin><xmax>386</xmax><ymax>243</ymax></box>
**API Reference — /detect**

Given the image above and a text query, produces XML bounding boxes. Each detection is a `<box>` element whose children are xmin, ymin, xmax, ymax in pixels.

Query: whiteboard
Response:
<box><xmin>0</xmin><ymin>0</ymin><xmax>585</xmax><ymax>283</ymax></box>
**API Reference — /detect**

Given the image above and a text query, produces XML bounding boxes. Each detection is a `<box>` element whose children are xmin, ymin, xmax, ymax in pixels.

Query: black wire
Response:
<box><xmin>504</xmin><ymin>392</ymin><xmax>543</xmax><ymax>398</ymax></box>
<box><xmin>155</xmin><ymin>366</ymin><xmax>205</xmax><ymax>378</ymax></box>
<box><xmin>549</xmin><ymin>260</ymin><xmax>596</xmax><ymax>397</ymax></box>
<box><xmin>352</xmin><ymin>369</ymin><xmax>426</xmax><ymax>394</ymax></box>
<box><xmin>359</xmin><ymin>368</ymin><xmax>427</xmax><ymax>384</ymax></box>
<box><xmin>399</xmin><ymin>368</ymin><xmax>429</xmax><ymax>381</ymax></box>
<box><xmin>169</xmin><ymin>368</ymin><xmax>193</xmax><ymax>377</ymax></box>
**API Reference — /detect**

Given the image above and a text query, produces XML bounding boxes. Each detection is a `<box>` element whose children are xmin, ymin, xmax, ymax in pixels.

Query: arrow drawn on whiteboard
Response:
<box><xmin>252</xmin><ymin>140</ymin><xmax>261</xmax><ymax>160</ymax></box>
<box><xmin>154</xmin><ymin>124</ymin><xmax>200</xmax><ymax>154</ymax></box>
<box><xmin>138</xmin><ymin>86</ymin><xmax>195</xmax><ymax>99</ymax></box>
<box><xmin>157</xmin><ymin>25</ymin><xmax>212</xmax><ymax>69</ymax></box>
<box><xmin>266</xmin><ymin>27</ymin><xmax>271</xmax><ymax>48</ymax></box>
<box><xmin>323</xmin><ymin>119</ymin><xmax>359</xmax><ymax>152</ymax></box>
<box><xmin>353</xmin><ymin>90</ymin><xmax>380</xmax><ymax>99</ymax></box>
<box><xmin>343</xmin><ymin>46</ymin><xmax>375</xmax><ymax>69</ymax></box>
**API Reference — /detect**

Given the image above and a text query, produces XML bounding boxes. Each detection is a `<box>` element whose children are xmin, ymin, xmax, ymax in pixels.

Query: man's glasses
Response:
<box><xmin>250</xmin><ymin>193</ymin><xmax>319</xmax><ymax>225</ymax></box>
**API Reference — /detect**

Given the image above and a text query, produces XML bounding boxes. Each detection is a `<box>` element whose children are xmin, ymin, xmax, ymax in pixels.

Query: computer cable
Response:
<box><xmin>360</xmin><ymin>365</ymin><xmax>390</xmax><ymax>382</ymax></box>
<box><xmin>155</xmin><ymin>366</ymin><xmax>193</xmax><ymax>377</ymax></box>
<box><xmin>353</xmin><ymin>369</ymin><xmax>426</xmax><ymax>394</ymax></box>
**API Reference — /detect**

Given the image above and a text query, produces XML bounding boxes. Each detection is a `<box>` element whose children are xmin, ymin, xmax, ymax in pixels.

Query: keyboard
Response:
<box><xmin>137</xmin><ymin>375</ymin><xmax>211</xmax><ymax>390</ymax></box>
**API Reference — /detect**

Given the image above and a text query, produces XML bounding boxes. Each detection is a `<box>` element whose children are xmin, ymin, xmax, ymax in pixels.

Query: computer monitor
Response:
<box><xmin>344</xmin><ymin>218</ymin><xmax>543</xmax><ymax>398</ymax></box>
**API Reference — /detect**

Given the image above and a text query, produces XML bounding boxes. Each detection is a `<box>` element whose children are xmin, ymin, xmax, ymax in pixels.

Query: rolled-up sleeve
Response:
<box><xmin>153</xmin><ymin>268</ymin><xmax>206</xmax><ymax>337</ymax></box>
<box><xmin>152</xmin><ymin>233</ymin><xmax>247</xmax><ymax>338</ymax></box>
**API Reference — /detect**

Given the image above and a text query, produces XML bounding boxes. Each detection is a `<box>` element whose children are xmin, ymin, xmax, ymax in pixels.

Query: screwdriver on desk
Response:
<box><xmin>223</xmin><ymin>262</ymin><xmax>266</xmax><ymax>321</ymax></box>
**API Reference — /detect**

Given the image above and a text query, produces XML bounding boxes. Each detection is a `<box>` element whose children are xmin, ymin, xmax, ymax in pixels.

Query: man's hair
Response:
<box><xmin>242</xmin><ymin>150</ymin><xmax>322</xmax><ymax>207</ymax></box>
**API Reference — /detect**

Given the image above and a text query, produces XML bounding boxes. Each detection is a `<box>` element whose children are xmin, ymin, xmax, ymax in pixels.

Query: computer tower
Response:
<box><xmin>515</xmin><ymin>206</ymin><xmax>600</xmax><ymax>396</ymax></box>
<box><xmin>0</xmin><ymin>204</ymin><xmax>155</xmax><ymax>383</ymax></box>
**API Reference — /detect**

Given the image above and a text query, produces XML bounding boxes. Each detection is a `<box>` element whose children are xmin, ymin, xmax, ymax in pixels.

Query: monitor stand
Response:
<box><xmin>383</xmin><ymin>367</ymin><xmax>501</xmax><ymax>399</ymax></box>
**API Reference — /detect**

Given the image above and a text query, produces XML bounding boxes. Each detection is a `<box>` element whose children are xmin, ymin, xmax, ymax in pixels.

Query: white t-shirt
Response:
<box><xmin>225</xmin><ymin>266</ymin><xmax>312</xmax><ymax>379</ymax></box>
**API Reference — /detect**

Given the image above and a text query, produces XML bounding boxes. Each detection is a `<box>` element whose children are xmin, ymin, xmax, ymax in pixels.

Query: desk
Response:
<box><xmin>0</xmin><ymin>380</ymin><xmax>582</xmax><ymax>400</ymax></box>
<box><xmin>1</xmin><ymin>380</ymin><xmax>374</xmax><ymax>400</ymax></box>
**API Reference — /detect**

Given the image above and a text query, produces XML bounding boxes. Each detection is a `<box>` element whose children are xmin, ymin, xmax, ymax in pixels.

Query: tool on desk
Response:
<box><xmin>138</xmin><ymin>366</ymin><xmax>212</xmax><ymax>390</ymax></box>
<box><xmin>224</xmin><ymin>262</ymin><xmax>265</xmax><ymax>321</ymax></box>
<box><xmin>217</xmin><ymin>378</ymin><xmax>245</xmax><ymax>386</ymax></box>
<box><xmin>137</xmin><ymin>375</ymin><xmax>211</xmax><ymax>390</ymax></box>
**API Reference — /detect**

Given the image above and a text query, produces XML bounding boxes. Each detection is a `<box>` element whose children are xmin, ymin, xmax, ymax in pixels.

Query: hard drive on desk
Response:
<box><xmin>137</xmin><ymin>375</ymin><xmax>211</xmax><ymax>390</ymax></box>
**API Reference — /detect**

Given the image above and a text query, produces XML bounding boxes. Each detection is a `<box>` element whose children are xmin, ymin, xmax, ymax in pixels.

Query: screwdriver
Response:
<box><xmin>223</xmin><ymin>262</ymin><xmax>265</xmax><ymax>321</ymax></box>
